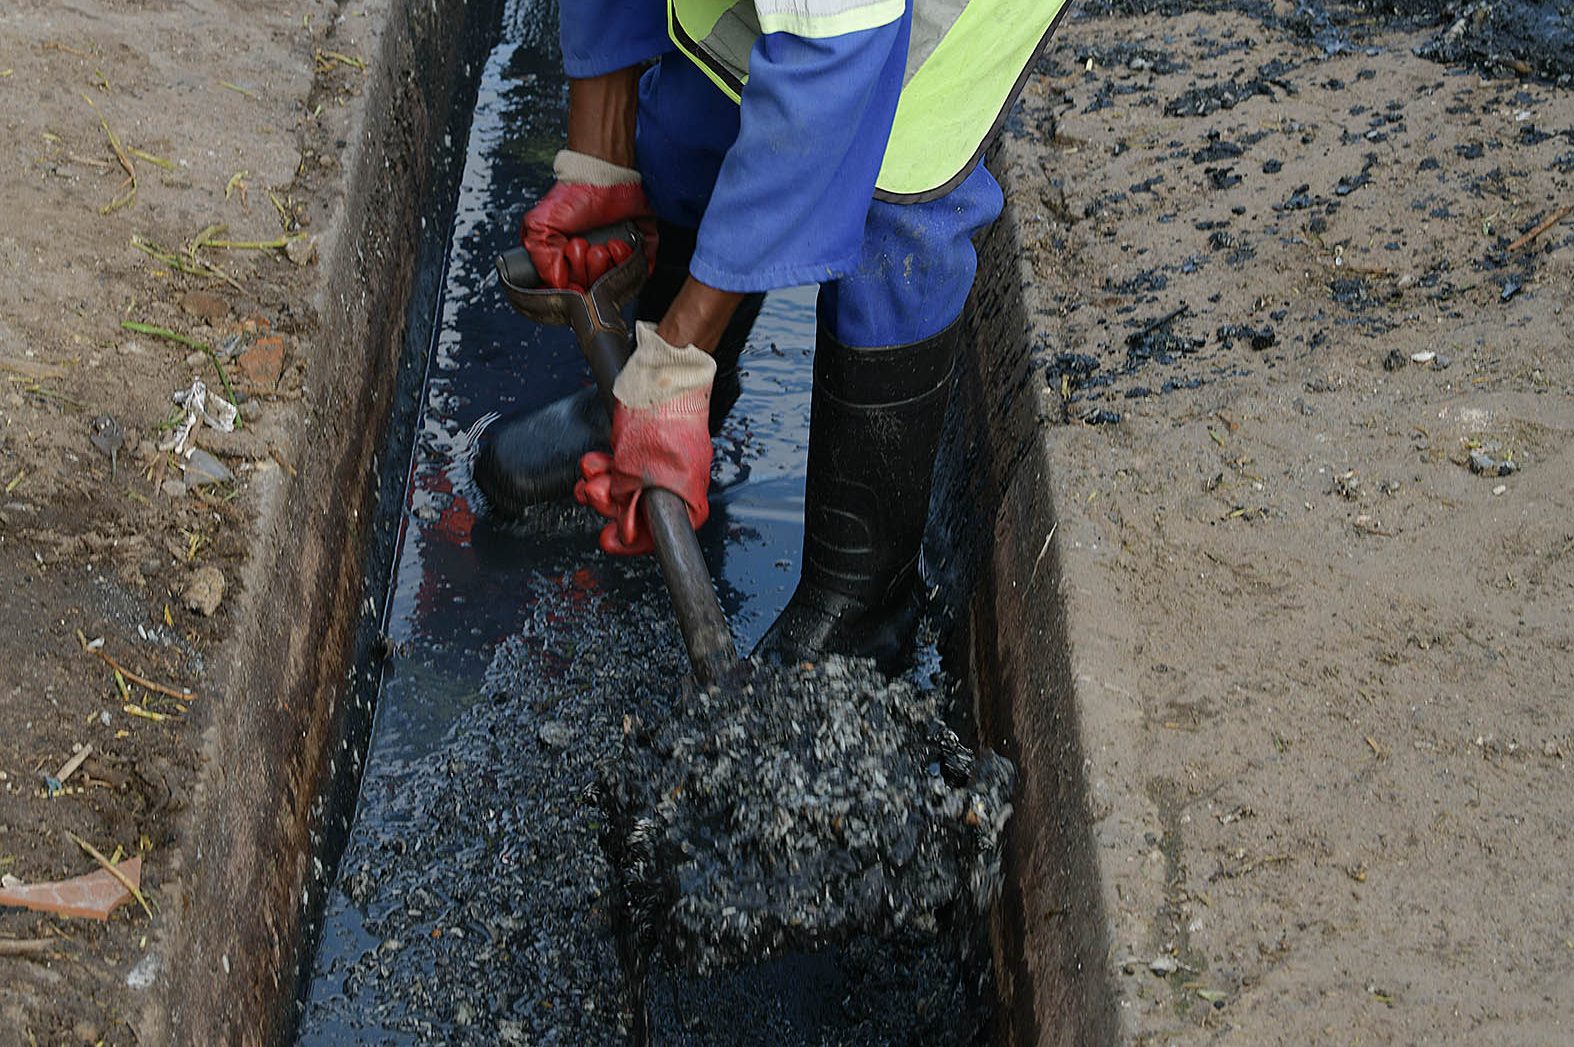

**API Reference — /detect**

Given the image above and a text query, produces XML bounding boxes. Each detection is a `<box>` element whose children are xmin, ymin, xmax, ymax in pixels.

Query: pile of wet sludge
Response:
<box><xmin>302</xmin><ymin>575</ymin><xmax>1006</xmax><ymax>1045</ymax></box>
<box><xmin>594</xmin><ymin>656</ymin><xmax>1015</xmax><ymax>980</ymax></box>
<box><xmin>1368</xmin><ymin>0</ymin><xmax>1574</xmax><ymax>83</ymax></box>
<box><xmin>1076</xmin><ymin>0</ymin><xmax>1574</xmax><ymax>84</ymax></box>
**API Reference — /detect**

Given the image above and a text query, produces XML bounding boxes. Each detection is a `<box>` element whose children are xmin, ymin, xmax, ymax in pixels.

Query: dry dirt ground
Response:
<box><xmin>0</xmin><ymin>1</ymin><xmax>380</xmax><ymax>1041</ymax></box>
<box><xmin>1005</xmin><ymin>3</ymin><xmax>1572</xmax><ymax>1043</ymax></box>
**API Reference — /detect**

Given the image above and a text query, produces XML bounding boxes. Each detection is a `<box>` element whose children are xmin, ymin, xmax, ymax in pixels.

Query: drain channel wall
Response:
<box><xmin>937</xmin><ymin>174</ymin><xmax>1121</xmax><ymax>1045</ymax></box>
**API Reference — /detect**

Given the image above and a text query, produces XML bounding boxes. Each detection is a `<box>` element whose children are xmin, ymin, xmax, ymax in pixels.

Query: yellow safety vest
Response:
<box><xmin>667</xmin><ymin>0</ymin><xmax>1072</xmax><ymax>202</ymax></box>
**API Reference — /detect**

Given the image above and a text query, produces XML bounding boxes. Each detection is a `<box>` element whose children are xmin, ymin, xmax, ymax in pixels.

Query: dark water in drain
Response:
<box><xmin>295</xmin><ymin>2</ymin><xmax>990</xmax><ymax>1043</ymax></box>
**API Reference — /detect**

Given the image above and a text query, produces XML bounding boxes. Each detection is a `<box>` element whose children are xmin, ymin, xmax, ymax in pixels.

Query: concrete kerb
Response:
<box><xmin>133</xmin><ymin>0</ymin><xmax>497</xmax><ymax>1041</ymax></box>
<box><xmin>937</xmin><ymin>143</ymin><xmax>1163</xmax><ymax>1044</ymax></box>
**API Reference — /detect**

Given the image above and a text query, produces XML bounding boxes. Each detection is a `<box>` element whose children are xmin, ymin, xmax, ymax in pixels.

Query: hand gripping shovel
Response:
<box><xmin>495</xmin><ymin>225</ymin><xmax>737</xmax><ymax>685</ymax></box>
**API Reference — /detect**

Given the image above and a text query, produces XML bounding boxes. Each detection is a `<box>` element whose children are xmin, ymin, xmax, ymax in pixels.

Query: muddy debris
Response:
<box><xmin>1467</xmin><ymin>447</ymin><xmax>1519</xmax><ymax>476</ymax></box>
<box><xmin>183</xmin><ymin>566</ymin><xmax>226</xmax><ymax>617</ymax></box>
<box><xmin>284</xmin><ymin>236</ymin><xmax>318</xmax><ymax>267</ymax></box>
<box><xmin>594</xmin><ymin>655</ymin><xmax>1014</xmax><ymax>976</ymax></box>
<box><xmin>1126</xmin><ymin>306</ymin><xmax>1206</xmax><ymax>364</ymax></box>
<box><xmin>1164</xmin><ymin>71</ymin><xmax>1280</xmax><ymax>118</ymax></box>
<box><xmin>300</xmin><ymin>580</ymin><xmax>995</xmax><ymax>1045</ymax></box>
<box><xmin>88</xmin><ymin>415</ymin><xmax>125</xmax><ymax>475</ymax></box>
<box><xmin>179</xmin><ymin>291</ymin><xmax>230</xmax><ymax>323</ymax></box>
<box><xmin>1215</xmin><ymin>323</ymin><xmax>1277</xmax><ymax>351</ymax></box>
<box><xmin>1415</xmin><ymin>0</ymin><xmax>1574</xmax><ymax>83</ymax></box>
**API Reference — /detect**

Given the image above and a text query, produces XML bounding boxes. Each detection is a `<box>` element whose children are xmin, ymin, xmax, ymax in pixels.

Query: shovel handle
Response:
<box><xmin>498</xmin><ymin>239</ymin><xmax>739</xmax><ymax>685</ymax></box>
<box><xmin>644</xmin><ymin>489</ymin><xmax>737</xmax><ymax>683</ymax></box>
<box><xmin>580</xmin><ymin>327</ymin><xmax>737</xmax><ymax>683</ymax></box>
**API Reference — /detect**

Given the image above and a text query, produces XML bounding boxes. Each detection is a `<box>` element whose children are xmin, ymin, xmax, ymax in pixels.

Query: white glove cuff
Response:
<box><xmin>553</xmin><ymin>149</ymin><xmax>642</xmax><ymax>187</ymax></box>
<box><xmin>613</xmin><ymin>321</ymin><xmax>717</xmax><ymax>410</ymax></box>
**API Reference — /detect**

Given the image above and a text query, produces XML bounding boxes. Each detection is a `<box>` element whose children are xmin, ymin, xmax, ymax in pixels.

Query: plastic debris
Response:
<box><xmin>182</xmin><ymin>448</ymin><xmax>233</xmax><ymax>487</ymax></box>
<box><xmin>160</xmin><ymin>378</ymin><xmax>237</xmax><ymax>457</ymax></box>
<box><xmin>0</xmin><ymin>857</ymin><xmax>142</xmax><ymax>921</ymax></box>
<box><xmin>126</xmin><ymin>951</ymin><xmax>161</xmax><ymax>990</ymax></box>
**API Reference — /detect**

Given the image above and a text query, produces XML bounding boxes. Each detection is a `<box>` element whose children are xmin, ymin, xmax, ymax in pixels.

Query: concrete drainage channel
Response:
<box><xmin>938</xmin><ymin>211</ymin><xmax>1119</xmax><ymax>1047</ymax></box>
<box><xmin>165</xmin><ymin>0</ymin><xmax>1114</xmax><ymax>1043</ymax></box>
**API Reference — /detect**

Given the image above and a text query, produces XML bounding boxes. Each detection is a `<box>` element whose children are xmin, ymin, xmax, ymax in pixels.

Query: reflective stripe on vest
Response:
<box><xmin>667</xmin><ymin>0</ymin><xmax>1072</xmax><ymax>202</ymax></box>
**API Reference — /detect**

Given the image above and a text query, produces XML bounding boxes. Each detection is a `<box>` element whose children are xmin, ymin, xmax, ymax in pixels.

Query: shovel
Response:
<box><xmin>494</xmin><ymin>224</ymin><xmax>737</xmax><ymax>685</ymax></box>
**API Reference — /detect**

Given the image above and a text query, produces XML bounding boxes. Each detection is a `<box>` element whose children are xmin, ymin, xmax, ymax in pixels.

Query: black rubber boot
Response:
<box><xmin>472</xmin><ymin>221</ymin><xmax>763</xmax><ymax>518</ymax></box>
<box><xmin>755</xmin><ymin>317</ymin><xmax>962</xmax><ymax>674</ymax></box>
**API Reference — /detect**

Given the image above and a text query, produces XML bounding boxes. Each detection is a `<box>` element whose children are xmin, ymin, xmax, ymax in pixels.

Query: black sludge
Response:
<box><xmin>595</xmin><ymin>656</ymin><xmax>1015</xmax><ymax>978</ymax></box>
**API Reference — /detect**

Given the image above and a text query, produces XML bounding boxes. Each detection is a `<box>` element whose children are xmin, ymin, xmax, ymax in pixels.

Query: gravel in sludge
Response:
<box><xmin>596</xmin><ymin>655</ymin><xmax>1015</xmax><ymax>977</ymax></box>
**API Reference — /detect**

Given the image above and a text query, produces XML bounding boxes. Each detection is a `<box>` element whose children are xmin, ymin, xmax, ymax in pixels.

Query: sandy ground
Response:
<box><xmin>0</xmin><ymin>1</ymin><xmax>377</xmax><ymax>1040</ymax></box>
<box><xmin>1005</xmin><ymin>5</ymin><xmax>1573</xmax><ymax>1043</ymax></box>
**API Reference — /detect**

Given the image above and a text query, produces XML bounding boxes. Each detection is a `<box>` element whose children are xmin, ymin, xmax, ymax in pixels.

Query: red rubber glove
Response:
<box><xmin>520</xmin><ymin>150</ymin><xmax>654</xmax><ymax>292</ymax></box>
<box><xmin>575</xmin><ymin>323</ymin><xmax>715</xmax><ymax>556</ymax></box>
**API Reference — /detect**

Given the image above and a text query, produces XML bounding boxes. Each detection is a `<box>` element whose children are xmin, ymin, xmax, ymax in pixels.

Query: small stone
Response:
<box><xmin>1492</xmin><ymin>484</ymin><xmax>1507</xmax><ymax>496</ymax></box>
<box><xmin>184</xmin><ymin>565</ymin><xmax>226</xmax><ymax>617</ymax></box>
<box><xmin>185</xmin><ymin>350</ymin><xmax>207</xmax><ymax>369</ymax></box>
<box><xmin>160</xmin><ymin>479</ymin><xmax>188</xmax><ymax>499</ymax></box>
<box><xmin>1433</xmin><ymin>354</ymin><xmax>1453</xmax><ymax>369</ymax></box>
<box><xmin>538</xmin><ymin>720</ymin><xmax>573</xmax><ymax>749</ymax></box>
<box><xmin>238</xmin><ymin>335</ymin><xmax>286</xmax><ymax>390</ymax></box>
<box><xmin>285</xmin><ymin>236</ymin><xmax>317</xmax><ymax>267</ymax></box>
<box><xmin>183</xmin><ymin>448</ymin><xmax>233</xmax><ymax>486</ymax></box>
<box><xmin>1468</xmin><ymin>450</ymin><xmax>1497</xmax><ymax>475</ymax></box>
<box><xmin>1382</xmin><ymin>349</ymin><xmax>1407</xmax><ymax>371</ymax></box>
<box><xmin>1150</xmin><ymin>955</ymin><xmax>1180</xmax><ymax>976</ymax></box>
<box><xmin>126</xmin><ymin>952</ymin><xmax>160</xmax><ymax>990</ymax></box>
<box><xmin>180</xmin><ymin>291</ymin><xmax>230</xmax><ymax>322</ymax></box>
<box><xmin>1410</xmin><ymin>350</ymin><xmax>1435</xmax><ymax>364</ymax></box>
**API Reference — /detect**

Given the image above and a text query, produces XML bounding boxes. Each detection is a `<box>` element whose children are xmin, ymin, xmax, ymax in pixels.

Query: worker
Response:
<box><xmin>474</xmin><ymin>1</ymin><xmax>1066</xmax><ymax>671</ymax></box>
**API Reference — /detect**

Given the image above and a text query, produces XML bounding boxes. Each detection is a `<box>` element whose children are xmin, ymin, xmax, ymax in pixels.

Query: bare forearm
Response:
<box><xmin>566</xmin><ymin>69</ymin><xmax>739</xmax><ymax>353</ymax></box>
<box><xmin>565</xmin><ymin>68</ymin><xmax>642</xmax><ymax>168</ymax></box>
<box><xmin>656</xmin><ymin>278</ymin><xmax>744</xmax><ymax>355</ymax></box>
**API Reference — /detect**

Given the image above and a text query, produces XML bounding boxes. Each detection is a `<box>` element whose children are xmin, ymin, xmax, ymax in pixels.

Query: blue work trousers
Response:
<box><xmin>636</xmin><ymin>56</ymin><xmax>1003</xmax><ymax>347</ymax></box>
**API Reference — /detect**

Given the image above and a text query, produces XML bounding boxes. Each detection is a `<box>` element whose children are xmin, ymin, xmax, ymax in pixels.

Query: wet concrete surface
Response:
<box><xmin>293</xmin><ymin>2</ymin><xmax>992</xmax><ymax>1042</ymax></box>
